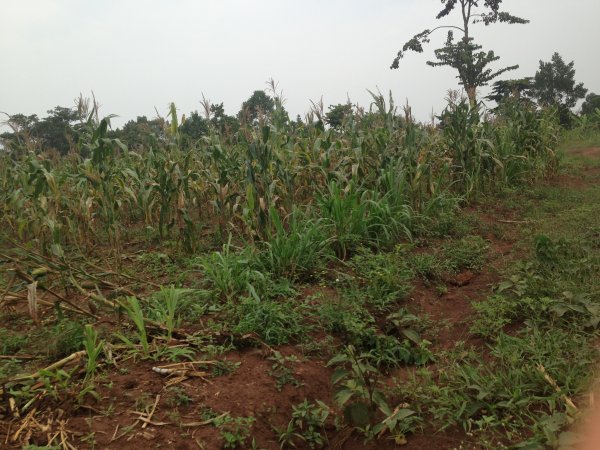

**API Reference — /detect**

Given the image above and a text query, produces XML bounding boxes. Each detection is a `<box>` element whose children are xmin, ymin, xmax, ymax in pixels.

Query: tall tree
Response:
<box><xmin>391</xmin><ymin>0</ymin><xmax>528</xmax><ymax>107</ymax></box>
<box><xmin>180</xmin><ymin>111</ymin><xmax>209</xmax><ymax>141</ymax></box>
<box><xmin>531</xmin><ymin>52</ymin><xmax>587</xmax><ymax>125</ymax></box>
<box><xmin>239</xmin><ymin>90</ymin><xmax>275</xmax><ymax>124</ymax></box>
<box><xmin>111</xmin><ymin>116</ymin><xmax>165</xmax><ymax>150</ymax></box>
<box><xmin>325</xmin><ymin>103</ymin><xmax>354</xmax><ymax>129</ymax></box>
<box><xmin>486</xmin><ymin>77</ymin><xmax>533</xmax><ymax>106</ymax></box>
<box><xmin>0</xmin><ymin>113</ymin><xmax>39</xmax><ymax>153</ymax></box>
<box><xmin>34</xmin><ymin>107</ymin><xmax>79</xmax><ymax>154</ymax></box>
<box><xmin>210</xmin><ymin>103</ymin><xmax>240</xmax><ymax>135</ymax></box>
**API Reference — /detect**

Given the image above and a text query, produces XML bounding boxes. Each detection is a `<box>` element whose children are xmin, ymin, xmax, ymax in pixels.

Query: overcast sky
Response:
<box><xmin>1</xmin><ymin>0</ymin><xmax>598</xmax><ymax>127</ymax></box>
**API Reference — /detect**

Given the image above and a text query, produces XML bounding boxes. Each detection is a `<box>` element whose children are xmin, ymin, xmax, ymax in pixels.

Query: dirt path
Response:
<box><xmin>567</xmin><ymin>147</ymin><xmax>600</xmax><ymax>158</ymax></box>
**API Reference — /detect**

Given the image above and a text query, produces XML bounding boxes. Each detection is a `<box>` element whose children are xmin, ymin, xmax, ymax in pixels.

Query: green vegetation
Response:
<box><xmin>391</xmin><ymin>150</ymin><xmax>600</xmax><ymax>448</ymax></box>
<box><xmin>268</xmin><ymin>351</ymin><xmax>303</xmax><ymax>391</ymax></box>
<box><xmin>279</xmin><ymin>400</ymin><xmax>331</xmax><ymax>449</ymax></box>
<box><xmin>532</xmin><ymin>52</ymin><xmax>589</xmax><ymax>126</ymax></box>
<box><xmin>1</xmin><ymin>63</ymin><xmax>599</xmax><ymax>449</ymax></box>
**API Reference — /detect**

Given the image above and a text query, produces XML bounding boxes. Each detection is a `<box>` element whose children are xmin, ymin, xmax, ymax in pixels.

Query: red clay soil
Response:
<box><xmin>568</xmin><ymin>147</ymin><xmax>600</xmax><ymax>158</ymax></box>
<box><xmin>551</xmin><ymin>147</ymin><xmax>600</xmax><ymax>189</ymax></box>
<box><xmin>60</xmin><ymin>349</ymin><xmax>335</xmax><ymax>449</ymax></box>
<box><xmin>0</xmin><ymin>221</ymin><xmax>519</xmax><ymax>450</ymax></box>
<box><xmin>0</xmin><ymin>242</ymin><xmax>516</xmax><ymax>450</ymax></box>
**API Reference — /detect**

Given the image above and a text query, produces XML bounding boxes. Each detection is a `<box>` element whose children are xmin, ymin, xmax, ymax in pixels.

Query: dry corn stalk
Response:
<box><xmin>537</xmin><ymin>364</ymin><xmax>578</xmax><ymax>415</ymax></box>
<box><xmin>27</xmin><ymin>281</ymin><xmax>38</xmax><ymax>323</ymax></box>
<box><xmin>8</xmin><ymin>350</ymin><xmax>85</xmax><ymax>383</ymax></box>
<box><xmin>151</xmin><ymin>366</ymin><xmax>207</xmax><ymax>378</ymax></box>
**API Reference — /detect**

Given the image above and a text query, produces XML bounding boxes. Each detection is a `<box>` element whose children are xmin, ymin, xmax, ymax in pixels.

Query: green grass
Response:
<box><xmin>346</xmin><ymin>247</ymin><xmax>413</xmax><ymax>311</ymax></box>
<box><xmin>0</xmin><ymin>327</ymin><xmax>29</xmax><ymax>355</ymax></box>
<box><xmin>231</xmin><ymin>296</ymin><xmax>309</xmax><ymax>345</ymax></box>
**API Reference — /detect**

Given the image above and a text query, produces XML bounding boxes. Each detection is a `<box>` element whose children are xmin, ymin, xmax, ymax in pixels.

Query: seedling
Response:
<box><xmin>267</xmin><ymin>351</ymin><xmax>303</xmax><ymax>391</ymax></box>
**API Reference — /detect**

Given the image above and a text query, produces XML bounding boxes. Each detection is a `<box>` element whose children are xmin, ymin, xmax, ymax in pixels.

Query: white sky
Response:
<box><xmin>1</xmin><ymin>0</ymin><xmax>598</xmax><ymax>126</ymax></box>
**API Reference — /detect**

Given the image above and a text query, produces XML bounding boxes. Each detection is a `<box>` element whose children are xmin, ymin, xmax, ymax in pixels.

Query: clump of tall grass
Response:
<box><xmin>258</xmin><ymin>207</ymin><xmax>331</xmax><ymax>281</ymax></box>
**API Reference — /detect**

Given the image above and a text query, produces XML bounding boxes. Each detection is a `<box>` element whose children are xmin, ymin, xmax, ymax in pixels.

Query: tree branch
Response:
<box><xmin>391</xmin><ymin>25</ymin><xmax>465</xmax><ymax>69</ymax></box>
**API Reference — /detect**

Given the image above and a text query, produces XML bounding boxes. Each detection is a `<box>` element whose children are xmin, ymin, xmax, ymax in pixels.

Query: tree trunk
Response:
<box><xmin>466</xmin><ymin>86</ymin><xmax>477</xmax><ymax>108</ymax></box>
<box><xmin>462</xmin><ymin>1</ymin><xmax>476</xmax><ymax>108</ymax></box>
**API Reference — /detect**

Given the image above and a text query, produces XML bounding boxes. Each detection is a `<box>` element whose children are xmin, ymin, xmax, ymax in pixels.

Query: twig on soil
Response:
<box><xmin>152</xmin><ymin>366</ymin><xmax>208</xmax><ymax>378</ymax></box>
<box><xmin>1</xmin><ymin>288</ymin><xmax>86</xmax><ymax>318</ymax></box>
<box><xmin>10</xmin><ymin>408</ymin><xmax>36</xmax><ymax>443</ymax></box>
<box><xmin>111</xmin><ymin>422</ymin><xmax>140</xmax><ymax>442</ymax></box>
<box><xmin>497</xmin><ymin>219</ymin><xmax>530</xmax><ymax>224</ymax></box>
<box><xmin>21</xmin><ymin>391</ymin><xmax>45</xmax><ymax>414</ymax></box>
<box><xmin>154</xmin><ymin>360</ymin><xmax>218</xmax><ymax>369</ymax></box>
<box><xmin>137</xmin><ymin>416</ymin><xmax>170</xmax><ymax>426</ymax></box>
<box><xmin>4</xmin><ymin>422</ymin><xmax>11</xmax><ymax>445</ymax></box>
<box><xmin>8</xmin><ymin>397</ymin><xmax>19</xmax><ymax>418</ymax></box>
<box><xmin>537</xmin><ymin>364</ymin><xmax>578</xmax><ymax>414</ymax></box>
<box><xmin>129</xmin><ymin>410</ymin><xmax>170</xmax><ymax>426</ymax></box>
<box><xmin>7</xmin><ymin>350</ymin><xmax>86</xmax><ymax>383</ymax></box>
<box><xmin>180</xmin><ymin>412</ymin><xmax>229</xmax><ymax>427</ymax></box>
<box><xmin>85</xmin><ymin>260</ymin><xmax>162</xmax><ymax>289</ymax></box>
<box><xmin>111</xmin><ymin>424</ymin><xmax>120</xmax><ymax>442</ymax></box>
<box><xmin>142</xmin><ymin>394</ymin><xmax>160</xmax><ymax>429</ymax></box>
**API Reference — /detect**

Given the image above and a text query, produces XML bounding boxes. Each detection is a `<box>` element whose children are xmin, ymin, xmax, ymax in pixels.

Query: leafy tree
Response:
<box><xmin>210</xmin><ymin>103</ymin><xmax>240</xmax><ymax>135</ymax></box>
<box><xmin>112</xmin><ymin>116</ymin><xmax>165</xmax><ymax>150</ymax></box>
<box><xmin>239</xmin><ymin>90</ymin><xmax>275</xmax><ymax>123</ymax></box>
<box><xmin>531</xmin><ymin>52</ymin><xmax>587</xmax><ymax>125</ymax></box>
<box><xmin>33</xmin><ymin>106</ymin><xmax>79</xmax><ymax>154</ymax></box>
<box><xmin>0</xmin><ymin>113</ymin><xmax>39</xmax><ymax>153</ymax></box>
<box><xmin>391</xmin><ymin>0</ymin><xmax>528</xmax><ymax>107</ymax></box>
<box><xmin>581</xmin><ymin>93</ymin><xmax>600</xmax><ymax>116</ymax></box>
<box><xmin>180</xmin><ymin>111</ymin><xmax>209</xmax><ymax>141</ymax></box>
<box><xmin>325</xmin><ymin>104</ymin><xmax>353</xmax><ymax>129</ymax></box>
<box><xmin>486</xmin><ymin>78</ymin><xmax>533</xmax><ymax>106</ymax></box>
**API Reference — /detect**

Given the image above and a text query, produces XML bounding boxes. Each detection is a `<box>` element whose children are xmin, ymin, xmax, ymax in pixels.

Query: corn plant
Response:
<box><xmin>147</xmin><ymin>286</ymin><xmax>195</xmax><ymax>340</ymax></box>
<box><xmin>83</xmin><ymin>324</ymin><xmax>103</xmax><ymax>382</ymax></box>
<box><xmin>78</xmin><ymin>115</ymin><xmax>128</xmax><ymax>255</ymax></box>
<box><xmin>198</xmin><ymin>237</ymin><xmax>266</xmax><ymax>301</ymax></box>
<box><xmin>116</xmin><ymin>297</ymin><xmax>150</xmax><ymax>357</ymax></box>
<box><xmin>0</xmin><ymin>93</ymin><xmax>564</xmax><ymax>260</ymax></box>
<box><xmin>318</xmin><ymin>181</ymin><xmax>369</xmax><ymax>259</ymax></box>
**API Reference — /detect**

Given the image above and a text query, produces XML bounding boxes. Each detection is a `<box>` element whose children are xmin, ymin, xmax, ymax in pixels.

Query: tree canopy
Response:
<box><xmin>391</xmin><ymin>0</ymin><xmax>528</xmax><ymax>106</ymax></box>
<box><xmin>1</xmin><ymin>107</ymin><xmax>79</xmax><ymax>155</ymax></box>
<box><xmin>239</xmin><ymin>90</ymin><xmax>275</xmax><ymax>124</ymax></box>
<box><xmin>531</xmin><ymin>52</ymin><xmax>587</xmax><ymax>125</ymax></box>
<box><xmin>180</xmin><ymin>111</ymin><xmax>209</xmax><ymax>141</ymax></box>
<box><xmin>210</xmin><ymin>103</ymin><xmax>240</xmax><ymax>135</ymax></box>
<box><xmin>582</xmin><ymin>93</ymin><xmax>600</xmax><ymax>116</ymax></box>
<box><xmin>325</xmin><ymin>103</ymin><xmax>354</xmax><ymax>129</ymax></box>
<box><xmin>485</xmin><ymin>78</ymin><xmax>533</xmax><ymax>106</ymax></box>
